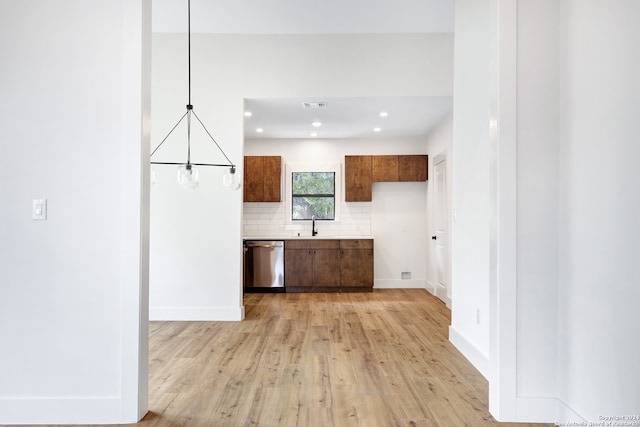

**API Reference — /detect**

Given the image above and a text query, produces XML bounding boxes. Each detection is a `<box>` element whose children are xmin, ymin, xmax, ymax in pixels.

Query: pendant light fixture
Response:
<box><xmin>150</xmin><ymin>0</ymin><xmax>236</xmax><ymax>189</ymax></box>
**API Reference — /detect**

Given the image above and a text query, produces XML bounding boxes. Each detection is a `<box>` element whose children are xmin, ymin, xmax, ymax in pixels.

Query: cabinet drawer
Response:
<box><xmin>340</xmin><ymin>239</ymin><xmax>373</xmax><ymax>250</ymax></box>
<box><xmin>285</xmin><ymin>239</ymin><xmax>340</xmax><ymax>250</ymax></box>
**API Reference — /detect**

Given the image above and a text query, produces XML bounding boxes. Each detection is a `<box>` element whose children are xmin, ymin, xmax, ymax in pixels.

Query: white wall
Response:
<box><xmin>449</xmin><ymin>0</ymin><xmax>492</xmax><ymax>377</ymax></box>
<box><xmin>515</xmin><ymin>0</ymin><xmax>559</xmax><ymax>404</ymax></box>
<box><xmin>492</xmin><ymin>0</ymin><xmax>640</xmax><ymax>422</ymax></box>
<box><xmin>0</xmin><ymin>0</ymin><xmax>150</xmax><ymax>424</ymax></box>
<box><xmin>244</xmin><ymin>136</ymin><xmax>434</xmax><ymax>289</ymax></box>
<box><xmin>372</xmin><ymin>181</ymin><xmax>428</xmax><ymax>289</ymax></box>
<box><xmin>556</xmin><ymin>0</ymin><xmax>640</xmax><ymax>421</ymax></box>
<box><xmin>150</xmin><ymin>33</ymin><xmax>453</xmax><ymax>319</ymax></box>
<box><xmin>454</xmin><ymin>0</ymin><xmax>640</xmax><ymax>422</ymax></box>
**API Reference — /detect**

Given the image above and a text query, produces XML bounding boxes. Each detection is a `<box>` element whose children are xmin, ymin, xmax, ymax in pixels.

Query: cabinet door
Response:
<box><xmin>263</xmin><ymin>156</ymin><xmax>281</xmax><ymax>202</ymax></box>
<box><xmin>340</xmin><ymin>249</ymin><xmax>374</xmax><ymax>287</ymax></box>
<box><xmin>398</xmin><ymin>155</ymin><xmax>428</xmax><ymax>182</ymax></box>
<box><xmin>244</xmin><ymin>156</ymin><xmax>264</xmax><ymax>202</ymax></box>
<box><xmin>372</xmin><ymin>155</ymin><xmax>398</xmax><ymax>182</ymax></box>
<box><xmin>285</xmin><ymin>249</ymin><xmax>314</xmax><ymax>287</ymax></box>
<box><xmin>313</xmin><ymin>249</ymin><xmax>341</xmax><ymax>287</ymax></box>
<box><xmin>345</xmin><ymin>155</ymin><xmax>372</xmax><ymax>202</ymax></box>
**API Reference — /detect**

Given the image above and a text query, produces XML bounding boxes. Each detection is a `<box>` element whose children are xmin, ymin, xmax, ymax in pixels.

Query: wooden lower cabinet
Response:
<box><xmin>285</xmin><ymin>240</ymin><xmax>340</xmax><ymax>291</ymax></box>
<box><xmin>285</xmin><ymin>239</ymin><xmax>373</xmax><ymax>292</ymax></box>
<box><xmin>339</xmin><ymin>239</ymin><xmax>374</xmax><ymax>289</ymax></box>
<box><xmin>313</xmin><ymin>249</ymin><xmax>341</xmax><ymax>287</ymax></box>
<box><xmin>284</xmin><ymin>248</ymin><xmax>314</xmax><ymax>286</ymax></box>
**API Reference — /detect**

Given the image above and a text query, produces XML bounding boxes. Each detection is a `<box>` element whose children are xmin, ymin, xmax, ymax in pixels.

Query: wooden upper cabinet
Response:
<box><xmin>398</xmin><ymin>155</ymin><xmax>428</xmax><ymax>182</ymax></box>
<box><xmin>345</xmin><ymin>155</ymin><xmax>372</xmax><ymax>202</ymax></box>
<box><xmin>262</xmin><ymin>156</ymin><xmax>281</xmax><ymax>202</ymax></box>
<box><xmin>244</xmin><ymin>156</ymin><xmax>263</xmax><ymax>202</ymax></box>
<box><xmin>243</xmin><ymin>156</ymin><xmax>281</xmax><ymax>202</ymax></box>
<box><xmin>372</xmin><ymin>155</ymin><xmax>399</xmax><ymax>182</ymax></box>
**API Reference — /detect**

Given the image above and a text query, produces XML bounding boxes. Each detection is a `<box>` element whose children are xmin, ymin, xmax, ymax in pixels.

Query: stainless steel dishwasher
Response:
<box><xmin>243</xmin><ymin>240</ymin><xmax>285</xmax><ymax>292</ymax></box>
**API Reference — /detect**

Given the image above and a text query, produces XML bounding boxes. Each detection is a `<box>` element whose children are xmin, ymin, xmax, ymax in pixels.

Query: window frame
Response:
<box><xmin>291</xmin><ymin>171</ymin><xmax>336</xmax><ymax>221</ymax></box>
<box><xmin>285</xmin><ymin>162</ymin><xmax>341</xmax><ymax>223</ymax></box>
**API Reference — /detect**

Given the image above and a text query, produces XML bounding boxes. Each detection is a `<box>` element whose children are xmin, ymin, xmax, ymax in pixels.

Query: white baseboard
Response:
<box><xmin>374</xmin><ymin>279</ymin><xmax>427</xmax><ymax>289</ymax></box>
<box><xmin>554</xmin><ymin>399</ymin><xmax>587</xmax><ymax>423</ymax></box>
<box><xmin>0</xmin><ymin>397</ymin><xmax>135</xmax><ymax>425</ymax></box>
<box><xmin>150</xmin><ymin>306</ymin><xmax>244</xmax><ymax>321</ymax></box>
<box><xmin>448</xmin><ymin>325</ymin><xmax>490</xmax><ymax>379</ymax></box>
<box><xmin>514</xmin><ymin>397</ymin><xmax>565</xmax><ymax>423</ymax></box>
<box><xmin>425</xmin><ymin>279</ymin><xmax>436</xmax><ymax>294</ymax></box>
<box><xmin>492</xmin><ymin>396</ymin><xmax>586</xmax><ymax>424</ymax></box>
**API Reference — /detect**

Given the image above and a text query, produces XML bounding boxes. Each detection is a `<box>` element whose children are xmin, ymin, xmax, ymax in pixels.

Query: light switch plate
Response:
<box><xmin>33</xmin><ymin>199</ymin><xmax>47</xmax><ymax>220</ymax></box>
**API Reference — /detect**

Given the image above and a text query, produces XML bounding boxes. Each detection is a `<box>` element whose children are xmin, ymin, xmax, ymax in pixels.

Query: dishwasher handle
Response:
<box><xmin>245</xmin><ymin>241</ymin><xmax>284</xmax><ymax>248</ymax></box>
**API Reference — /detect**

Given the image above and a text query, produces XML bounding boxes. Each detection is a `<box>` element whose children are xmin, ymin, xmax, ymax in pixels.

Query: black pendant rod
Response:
<box><xmin>188</xmin><ymin>0</ymin><xmax>192</xmax><ymax>107</ymax></box>
<box><xmin>186</xmin><ymin>0</ymin><xmax>192</xmax><ymax>167</ymax></box>
<box><xmin>150</xmin><ymin>0</ymin><xmax>235</xmax><ymax>171</ymax></box>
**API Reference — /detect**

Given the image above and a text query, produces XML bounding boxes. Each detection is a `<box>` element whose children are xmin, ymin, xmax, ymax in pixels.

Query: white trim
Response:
<box><xmin>487</xmin><ymin>0</ymin><xmax>518</xmax><ymax>421</ymax></box>
<box><xmin>150</xmin><ymin>306</ymin><xmax>244</xmax><ymax>321</ymax></box>
<box><xmin>486</xmin><ymin>396</ymin><xmax>587</xmax><ymax>424</ymax></box>
<box><xmin>0</xmin><ymin>398</ymin><xmax>122</xmax><ymax>425</ymax></box>
<box><xmin>555</xmin><ymin>400</ymin><xmax>587</xmax><ymax>423</ymax></box>
<box><xmin>431</xmin><ymin>149</ymin><xmax>451</xmax><ymax>309</ymax></box>
<box><xmin>449</xmin><ymin>326</ymin><xmax>490</xmax><ymax>379</ymax></box>
<box><xmin>514</xmin><ymin>397</ymin><xmax>563</xmax><ymax>424</ymax></box>
<box><xmin>433</xmin><ymin>151</ymin><xmax>447</xmax><ymax>166</ymax></box>
<box><xmin>424</xmin><ymin>279</ymin><xmax>436</xmax><ymax>294</ymax></box>
<box><xmin>374</xmin><ymin>279</ymin><xmax>427</xmax><ymax>289</ymax></box>
<box><xmin>120</xmin><ymin>0</ymin><xmax>151</xmax><ymax>422</ymax></box>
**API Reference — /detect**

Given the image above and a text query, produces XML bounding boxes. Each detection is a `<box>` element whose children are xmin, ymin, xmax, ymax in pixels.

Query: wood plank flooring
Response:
<box><xmin>56</xmin><ymin>290</ymin><xmax>552</xmax><ymax>427</ymax></box>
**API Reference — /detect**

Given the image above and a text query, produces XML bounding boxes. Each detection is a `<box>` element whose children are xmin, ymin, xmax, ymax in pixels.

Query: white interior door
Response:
<box><xmin>433</xmin><ymin>154</ymin><xmax>451</xmax><ymax>307</ymax></box>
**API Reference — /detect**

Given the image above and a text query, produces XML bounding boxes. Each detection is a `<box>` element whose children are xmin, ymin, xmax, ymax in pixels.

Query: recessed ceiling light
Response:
<box><xmin>374</xmin><ymin>127</ymin><xmax>381</xmax><ymax>132</ymax></box>
<box><xmin>244</xmin><ymin>111</ymin><xmax>252</xmax><ymax>117</ymax></box>
<box><xmin>310</xmin><ymin>132</ymin><xmax>318</xmax><ymax>137</ymax></box>
<box><xmin>256</xmin><ymin>128</ymin><xmax>263</xmax><ymax>133</ymax></box>
<box><xmin>380</xmin><ymin>112</ymin><xmax>388</xmax><ymax>117</ymax></box>
<box><xmin>312</xmin><ymin>121</ymin><xmax>322</xmax><ymax>127</ymax></box>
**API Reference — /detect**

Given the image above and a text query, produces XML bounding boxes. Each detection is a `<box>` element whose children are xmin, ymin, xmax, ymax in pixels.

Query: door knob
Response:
<box><xmin>431</xmin><ymin>235</ymin><xmax>437</xmax><ymax>240</ymax></box>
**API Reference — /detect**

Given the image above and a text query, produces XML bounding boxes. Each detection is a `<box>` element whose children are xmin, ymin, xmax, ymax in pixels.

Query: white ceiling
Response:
<box><xmin>244</xmin><ymin>97</ymin><xmax>453</xmax><ymax>139</ymax></box>
<box><xmin>153</xmin><ymin>0</ymin><xmax>455</xmax><ymax>140</ymax></box>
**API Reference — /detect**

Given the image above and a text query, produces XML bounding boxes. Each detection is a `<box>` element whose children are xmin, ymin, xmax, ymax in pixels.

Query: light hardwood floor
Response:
<box><xmin>55</xmin><ymin>290</ymin><xmax>552</xmax><ymax>427</ymax></box>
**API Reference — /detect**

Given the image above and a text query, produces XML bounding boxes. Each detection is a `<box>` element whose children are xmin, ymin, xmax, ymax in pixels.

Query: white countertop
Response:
<box><xmin>243</xmin><ymin>235</ymin><xmax>373</xmax><ymax>240</ymax></box>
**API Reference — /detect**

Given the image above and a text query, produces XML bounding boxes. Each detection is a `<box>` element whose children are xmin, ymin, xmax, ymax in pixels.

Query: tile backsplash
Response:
<box><xmin>243</xmin><ymin>201</ymin><xmax>371</xmax><ymax>238</ymax></box>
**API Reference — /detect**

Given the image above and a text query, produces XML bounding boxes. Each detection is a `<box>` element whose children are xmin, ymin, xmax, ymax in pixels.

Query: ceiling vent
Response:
<box><xmin>302</xmin><ymin>102</ymin><xmax>327</xmax><ymax>109</ymax></box>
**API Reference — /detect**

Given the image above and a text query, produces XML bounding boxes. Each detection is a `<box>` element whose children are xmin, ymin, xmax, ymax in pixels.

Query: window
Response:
<box><xmin>291</xmin><ymin>172</ymin><xmax>335</xmax><ymax>220</ymax></box>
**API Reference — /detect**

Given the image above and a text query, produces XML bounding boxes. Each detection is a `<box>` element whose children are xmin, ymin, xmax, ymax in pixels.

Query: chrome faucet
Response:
<box><xmin>312</xmin><ymin>215</ymin><xmax>318</xmax><ymax>236</ymax></box>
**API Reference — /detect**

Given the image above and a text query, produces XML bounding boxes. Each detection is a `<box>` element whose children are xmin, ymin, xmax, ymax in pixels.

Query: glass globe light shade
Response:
<box><xmin>222</xmin><ymin>166</ymin><xmax>239</xmax><ymax>190</ymax></box>
<box><xmin>177</xmin><ymin>164</ymin><xmax>199</xmax><ymax>189</ymax></box>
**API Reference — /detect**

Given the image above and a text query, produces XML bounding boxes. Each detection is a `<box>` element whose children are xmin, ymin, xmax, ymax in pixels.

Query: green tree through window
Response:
<box><xmin>292</xmin><ymin>172</ymin><xmax>335</xmax><ymax>220</ymax></box>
